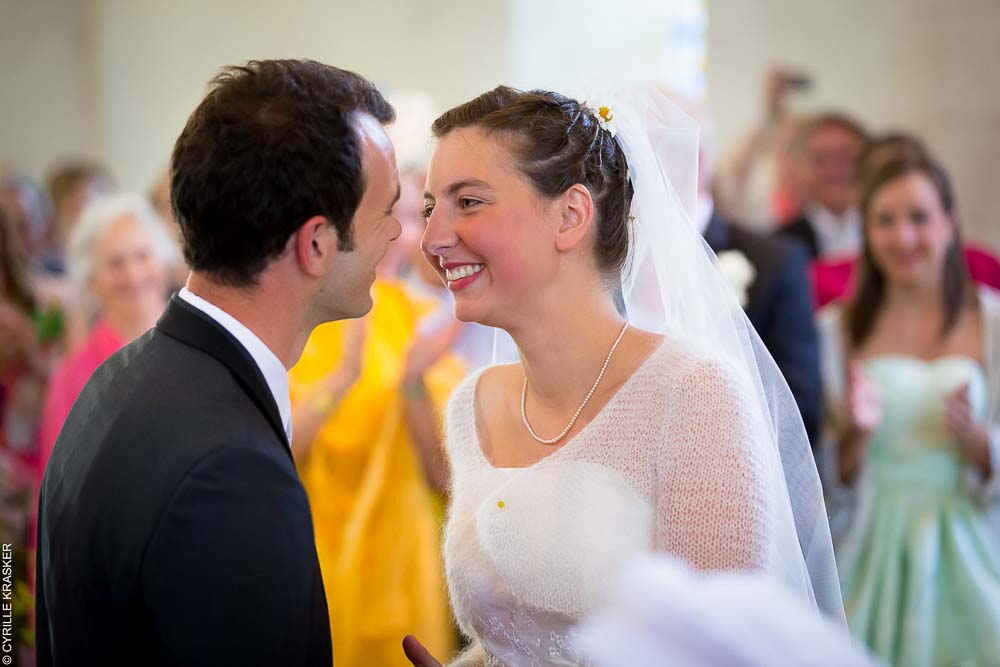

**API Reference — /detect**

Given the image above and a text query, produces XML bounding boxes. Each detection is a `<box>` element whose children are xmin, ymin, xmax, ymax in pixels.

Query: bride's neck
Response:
<box><xmin>508</xmin><ymin>291</ymin><xmax>626</xmax><ymax>412</ymax></box>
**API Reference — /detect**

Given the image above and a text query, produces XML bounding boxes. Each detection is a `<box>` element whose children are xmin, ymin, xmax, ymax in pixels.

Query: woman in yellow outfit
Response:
<box><xmin>290</xmin><ymin>278</ymin><xmax>463</xmax><ymax>667</ymax></box>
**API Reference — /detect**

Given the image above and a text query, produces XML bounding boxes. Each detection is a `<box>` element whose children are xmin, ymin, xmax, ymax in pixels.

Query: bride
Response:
<box><xmin>403</xmin><ymin>86</ymin><xmax>843</xmax><ymax>666</ymax></box>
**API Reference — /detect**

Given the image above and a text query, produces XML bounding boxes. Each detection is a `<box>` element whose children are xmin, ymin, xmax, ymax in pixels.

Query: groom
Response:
<box><xmin>35</xmin><ymin>60</ymin><xmax>400</xmax><ymax>665</ymax></box>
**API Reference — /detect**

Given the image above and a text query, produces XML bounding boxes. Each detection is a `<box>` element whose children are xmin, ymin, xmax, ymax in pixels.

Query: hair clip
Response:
<box><xmin>594</xmin><ymin>106</ymin><xmax>617</xmax><ymax>137</ymax></box>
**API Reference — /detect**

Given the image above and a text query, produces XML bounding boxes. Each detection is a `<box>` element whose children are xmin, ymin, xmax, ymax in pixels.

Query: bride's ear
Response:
<box><xmin>554</xmin><ymin>184</ymin><xmax>594</xmax><ymax>253</ymax></box>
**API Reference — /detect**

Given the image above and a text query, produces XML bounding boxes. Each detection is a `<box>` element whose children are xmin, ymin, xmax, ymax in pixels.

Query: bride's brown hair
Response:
<box><xmin>432</xmin><ymin>86</ymin><xmax>634</xmax><ymax>278</ymax></box>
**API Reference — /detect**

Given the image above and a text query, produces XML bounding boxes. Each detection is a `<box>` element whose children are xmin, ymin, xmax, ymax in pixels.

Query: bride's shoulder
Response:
<box><xmin>630</xmin><ymin>327</ymin><xmax>705</xmax><ymax>370</ymax></box>
<box><xmin>652</xmin><ymin>328</ymin><xmax>751</xmax><ymax>393</ymax></box>
<box><xmin>477</xmin><ymin>362</ymin><xmax>522</xmax><ymax>395</ymax></box>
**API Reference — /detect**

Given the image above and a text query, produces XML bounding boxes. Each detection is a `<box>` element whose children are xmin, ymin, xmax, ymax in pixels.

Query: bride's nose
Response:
<box><xmin>421</xmin><ymin>209</ymin><xmax>459</xmax><ymax>257</ymax></box>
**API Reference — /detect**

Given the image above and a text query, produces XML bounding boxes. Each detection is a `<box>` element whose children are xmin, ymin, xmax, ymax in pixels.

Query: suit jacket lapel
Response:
<box><xmin>155</xmin><ymin>296</ymin><xmax>291</xmax><ymax>457</ymax></box>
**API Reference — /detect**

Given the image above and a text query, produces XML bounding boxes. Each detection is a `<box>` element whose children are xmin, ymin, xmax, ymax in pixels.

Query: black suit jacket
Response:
<box><xmin>705</xmin><ymin>214</ymin><xmax>822</xmax><ymax>444</ymax></box>
<box><xmin>777</xmin><ymin>215</ymin><xmax>820</xmax><ymax>260</ymax></box>
<box><xmin>36</xmin><ymin>296</ymin><xmax>332</xmax><ymax>666</ymax></box>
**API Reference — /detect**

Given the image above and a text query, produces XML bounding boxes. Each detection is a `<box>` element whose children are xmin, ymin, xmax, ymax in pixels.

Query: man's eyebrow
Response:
<box><xmin>425</xmin><ymin>178</ymin><xmax>492</xmax><ymax>201</ymax></box>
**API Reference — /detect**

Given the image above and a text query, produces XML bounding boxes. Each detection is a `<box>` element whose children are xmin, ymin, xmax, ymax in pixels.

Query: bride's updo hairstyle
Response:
<box><xmin>431</xmin><ymin>86</ymin><xmax>634</xmax><ymax>279</ymax></box>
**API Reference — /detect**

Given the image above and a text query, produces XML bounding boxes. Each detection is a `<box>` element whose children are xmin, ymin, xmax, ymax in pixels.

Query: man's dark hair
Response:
<box><xmin>170</xmin><ymin>59</ymin><xmax>394</xmax><ymax>286</ymax></box>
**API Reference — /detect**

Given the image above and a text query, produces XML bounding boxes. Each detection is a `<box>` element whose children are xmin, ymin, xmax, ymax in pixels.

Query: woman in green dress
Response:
<box><xmin>818</xmin><ymin>150</ymin><xmax>1000</xmax><ymax>666</ymax></box>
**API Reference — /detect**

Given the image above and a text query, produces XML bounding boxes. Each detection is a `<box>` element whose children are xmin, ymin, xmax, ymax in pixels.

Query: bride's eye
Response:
<box><xmin>422</xmin><ymin>204</ymin><xmax>435</xmax><ymax>219</ymax></box>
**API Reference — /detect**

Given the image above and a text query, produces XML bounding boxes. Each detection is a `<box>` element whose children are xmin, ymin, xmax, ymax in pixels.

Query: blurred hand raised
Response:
<box><xmin>847</xmin><ymin>362</ymin><xmax>882</xmax><ymax>438</ymax></box>
<box><xmin>403</xmin><ymin>318</ymin><xmax>464</xmax><ymax>385</ymax></box>
<box><xmin>944</xmin><ymin>383</ymin><xmax>990</xmax><ymax>468</ymax></box>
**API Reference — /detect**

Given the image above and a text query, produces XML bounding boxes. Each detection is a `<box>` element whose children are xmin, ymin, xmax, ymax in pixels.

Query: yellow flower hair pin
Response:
<box><xmin>593</xmin><ymin>105</ymin><xmax>618</xmax><ymax>137</ymax></box>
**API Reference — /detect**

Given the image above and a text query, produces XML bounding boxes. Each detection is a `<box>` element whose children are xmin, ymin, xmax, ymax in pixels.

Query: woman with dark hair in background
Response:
<box><xmin>810</xmin><ymin>134</ymin><xmax>1000</xmax><ymax>309</ymax></box>
<box><xmin>818</xmin><ymin>152</ymin><xmax>1000</xmax><ymax>666</ymax></box>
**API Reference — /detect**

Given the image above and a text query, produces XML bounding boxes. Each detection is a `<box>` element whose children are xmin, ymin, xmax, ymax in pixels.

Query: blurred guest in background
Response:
<box><xmin>44</xmin><ymin>161</ymin><xmax>114</xmax><ymax>274</ymax></box>
<box><xmin>43</xmin><ymin>161</ymin><xmax>117</xmax><ymax>352</ymax></box>
<box><xmin>714</xmin><ymin>67</ymin><xmax>811</xmax><ymax>230</ymax></box>
<box><xmin>856</xmin><ymin>133</ymin><xmax>927</xmax><ymax>184</ymax></box>
<box><xmin>0</xmin><ymin>204</ymin><xmax>44</xmax><ymax>665</ymax></box>
<box><xmin>1</xmin><ymin>203</ymin><xmax>47</xmax><ymax>494</ymax></box>
<box><xmin>289</xmin><ymin>285</ymin><xmax>460</xmax><ymax>667</ymax></box>
<box><xmin>149</xmin><ymin>168</ymin><xmax>189</xmax><ymax>290</ymax></box>
<box><xmin>0</xmin><ymin>171</ymin><xmax>69</xmax><ymax>348</ymax></box>
<box><xmin>818</xmin><ymin>152</ymin><xmax>1000</xmax><ymax>666</ymax></box>
<box><xmin>1</xmin><ymin>169</ymin><xmax>52</xmax><ymax>266</ymax></box>
<box><xmin>36</xmin><ymin>193</ymin><xmax>176</xmax><ymax>481</ymax></box>
<box><xmin>811</xmin><ymin>133</ymin><xmax>1000</xmax><ymax>308</ymax></box>
<box><xmin>778</xmin><ymin>112</ymin><xmax>869</xmax><ymax>260</ymax></box>
<box><xmin>148</xmin><ymin>169</ymin><xmax>176</xmax><ymax>232</ymax></box>
<box><xmin>287</xmin><ymin>92</ymin><xmax>458</xmax><ymax>667</ymax></box>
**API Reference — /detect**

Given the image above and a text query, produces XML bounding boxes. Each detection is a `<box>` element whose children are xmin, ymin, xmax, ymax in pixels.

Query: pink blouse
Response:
<box><xmin>36</xmin><ymin>320</ymin><xmax>124</xmax><ymax>481</ymax></box>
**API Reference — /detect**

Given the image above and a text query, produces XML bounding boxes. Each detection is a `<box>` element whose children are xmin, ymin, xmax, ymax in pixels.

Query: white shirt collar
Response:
<box><xmin>807</xmin><ymin>206</ymin><xmax>862</xmax><ymax>259</ymax></box>
<box><xmin>178</xmin><ymin>287</ymin><xmax>292</xmax><ymax>443</ymax></box>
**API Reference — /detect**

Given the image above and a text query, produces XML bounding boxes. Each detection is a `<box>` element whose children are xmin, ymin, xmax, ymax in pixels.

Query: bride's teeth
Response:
<box><xmin>446</xmin><ymin>264</ymin><xmax>484</xmax><ymax>281</ymax></box>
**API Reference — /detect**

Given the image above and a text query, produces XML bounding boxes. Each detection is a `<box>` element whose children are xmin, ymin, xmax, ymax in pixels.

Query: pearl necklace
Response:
<box><xmin>520</xmin><ymin>321</ymin><xmax>630</xmax><ymax>445</ymax></box>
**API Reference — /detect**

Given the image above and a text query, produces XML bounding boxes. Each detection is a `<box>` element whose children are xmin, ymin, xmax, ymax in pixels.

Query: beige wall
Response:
<box><xmin>508</xmin><ymin>0</ymin><xmax>681</xmax><ymax>96</ymax></box>
<box><xmin>93</xmin><ymin>0</ymin><xmax>510</xmax><ymax>193</ymax></box>
<box><xmin>2</xmin><ymin>0</ymin><xmax>509</xmax><ymax>192</ymax></box>
<box><xmin>706</xmin><ymin>0</ymin><xmax>1000</xmax><ymax>247</ymax></box>
<box><xmin>0</xmin><ymin>0</ymin><xmax>101</xmax><ymax>184</ymax></box>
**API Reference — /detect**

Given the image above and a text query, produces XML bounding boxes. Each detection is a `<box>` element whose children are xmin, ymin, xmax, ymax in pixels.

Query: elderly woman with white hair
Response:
<box><xmin>36</xmin><ymin>193</ymin><xmax>177</xmax><ymax>478</ymax></box>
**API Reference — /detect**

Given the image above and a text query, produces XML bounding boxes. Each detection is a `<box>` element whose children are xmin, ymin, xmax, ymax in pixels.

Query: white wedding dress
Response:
<box><xmin>443</xmin><ymin>332</ymin><xmax>776</xmax><ymax>666</ymax></box>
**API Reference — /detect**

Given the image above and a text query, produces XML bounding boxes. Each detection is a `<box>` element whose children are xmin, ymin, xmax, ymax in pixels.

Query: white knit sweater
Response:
<box><xmin>442</xmin><ymin>334</ymin><xmax>772</xmax><ymax>666</ymax></box>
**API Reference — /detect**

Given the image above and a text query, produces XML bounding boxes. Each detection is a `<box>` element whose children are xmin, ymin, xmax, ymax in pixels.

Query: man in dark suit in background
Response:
<box><xmin>36</xmin><ymin>60</ymin><xmax>401</xmax><ymax>666</ymax></box>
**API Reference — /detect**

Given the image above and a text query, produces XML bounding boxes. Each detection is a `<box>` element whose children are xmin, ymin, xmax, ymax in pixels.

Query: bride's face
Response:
<box><xmin>422</xmin><ymin>128</ymin><xmax>561</xmax><ymax>327</ymax></box>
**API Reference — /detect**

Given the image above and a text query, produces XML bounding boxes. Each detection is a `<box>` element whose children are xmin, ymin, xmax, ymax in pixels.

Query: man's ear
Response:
<box><xmin>554</xmin><ymin>183</ymin><xmax>595</xmax><ymax>253</ymax></box>
<box><xmin>295</xmin><ymin>215</ymin><xmax>339</xmax><ymax>277</ymax></box>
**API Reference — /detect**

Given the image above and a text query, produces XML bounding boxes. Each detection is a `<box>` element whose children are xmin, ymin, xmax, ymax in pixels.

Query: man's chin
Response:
<box><xmin>314</xmin><ymin>294</ymin><xmax>373</xmax><ymax>325</ymax></box>
<box><xmin>347</xmin><ymin>292</ymin><xmax>375</xmax><ymax>320</ymax></box>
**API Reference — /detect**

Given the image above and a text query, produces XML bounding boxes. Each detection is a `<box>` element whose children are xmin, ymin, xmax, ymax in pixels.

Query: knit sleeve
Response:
<box><xmin>443</xmin><ymin>368</ymin><xmax>486</xmax><ymax>484</ymax></box>
<box><xmin>653</xmin><ymin>356</ymin><xmax>771</xmax><ymax>571</ymax></box>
